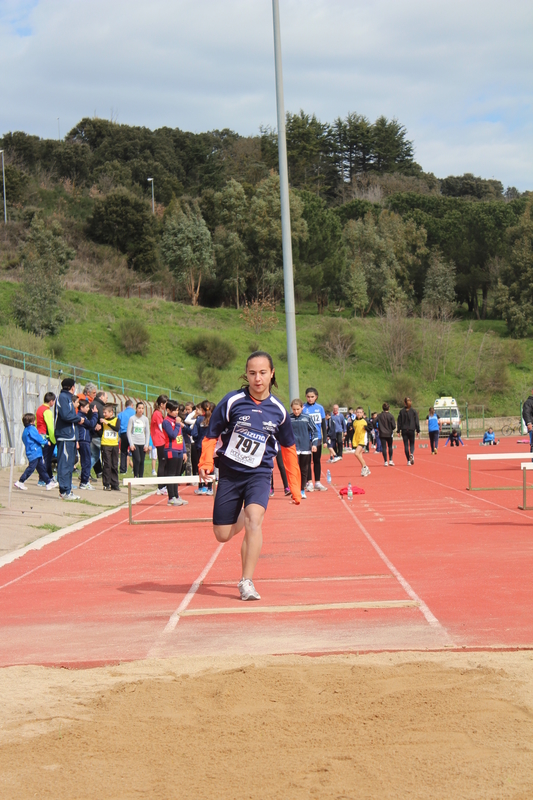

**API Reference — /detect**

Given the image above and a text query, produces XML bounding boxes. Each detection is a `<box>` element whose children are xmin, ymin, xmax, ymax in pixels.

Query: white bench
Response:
<box><xmin>466</xmin><ymin>452</ymin><xmax>533</xmax><ymax>491</ymax></box>
<box><xmin>122</xmin><ymin>475</ymin><xmax>216</xmax><ymax>526</ymax></box>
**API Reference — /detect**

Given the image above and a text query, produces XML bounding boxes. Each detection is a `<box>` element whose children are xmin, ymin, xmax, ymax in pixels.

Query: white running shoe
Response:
<box><xmin>314</xmin><ymin>481</ymin><xmax>328</xmax><ymax>491</ymax></box>
<box><xmin>78</xmin><ymin>482</ymin><xmax>95</xmax><ymax>491</ymax></box>
<box><xmin>384</xmin><ymin>461</ymin><xmax>389</xmax><ymax>467</ymax></box>
<box><xmin>389</xmin><ymin>460</ymin><xmax>395</xmax><ymax>466</ymax></box>
<box><xmin>156</xmin><ymin>488</ymin><xmax>167</xmax><ymax>495</ymax></box>
<box><xmin>362</xmin><ymin>466</ymin><xmax>371</xmax><ymax>477</ymax></box>
<box><xmin>305</xmin><ymin>481</ymin><xmax>314</xmax><ymax>492</ymax></box>
<box><xmin>151</xmin><ymin>469</ymin><xmax>157</xmax><ymax>476</ymax></box>
<box><xmin>301</xmin><ymin>490</ymin><xmax>307</xmax><ymax>499</ymax></box>
<box><xmin>168</xmin><ymin>497</ymin><xmax>189</xmax><ymax>506</ymax></box>
<box><xmin>238</xmin><ymin>578</ymin><xmax>261</xmax><ymax>601</ymax></box>
<box><xmin>46</xmin><ymin>481</ymin><xmax>59</xmax><ymax>491</ymax></box>
<box><xmin>61</xmin><ymin>492</ymin><xmax>80</xmax><ymax>500</ymax></box>
<box><xmin>14</xmin><ymin>481</ymin><xmax>27</xmax><ymax>491</ymax></box>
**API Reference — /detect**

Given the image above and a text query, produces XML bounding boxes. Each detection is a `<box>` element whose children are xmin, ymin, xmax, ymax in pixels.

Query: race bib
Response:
<box><xmin>133</xmin><ymin>420</ymin><xmax>144</xmax><ymax>436</ymax></box>
<box><xmin>225</xmin><ymin>425</ymin><xmax>268</xmax><ymax>468</ymax></box>
<box><xmin>102</xmin><ymin>429</ymin><xmax>118</xmax><ymax>443</ymax></box>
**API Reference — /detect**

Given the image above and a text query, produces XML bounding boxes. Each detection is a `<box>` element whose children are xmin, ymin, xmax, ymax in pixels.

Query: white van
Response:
<box><xmin>434</xmin><ymin>397</ymin><xmax>461</xmax><ymax>434</ymax></box>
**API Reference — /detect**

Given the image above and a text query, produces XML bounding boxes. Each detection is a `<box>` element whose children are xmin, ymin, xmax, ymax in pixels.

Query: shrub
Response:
<box><xmin>315</xmin><ymin>318</ymin><xmax>356</xmax><ymax>375</ymax></box>
<box><xmin>196</xmin><ymin>363</ymin><xmax>219</xmax><ymax>393</ymax></box>
<box><xmin>117</xmin><ymin>319</ymin><xmax>150</xmax><ymax>356</ymax></box>
<box><xmin>388</xmin><ymin>374</ymin><xmax>418</xmax><ymax>408</ymax></box>
<box><xmin>185</xmin><ymin>333</ymin><xmax>237</xmax><ymax>369</ymax></box>
<box><xmin>0</xmin><ymin>325</ymin><xmax>51</xmax><ymax>363</ymax></box>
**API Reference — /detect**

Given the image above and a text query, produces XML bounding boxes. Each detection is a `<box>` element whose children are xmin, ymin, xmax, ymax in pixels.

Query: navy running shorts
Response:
<box><xmin>213</xmin><ymin>459</ymin><xmax>272</xmax><ymax>526</ymax></box>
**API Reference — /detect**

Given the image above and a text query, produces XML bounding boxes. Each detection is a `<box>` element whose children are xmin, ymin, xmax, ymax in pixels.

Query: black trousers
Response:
<box><xmin>335</xmin><ymin>432</ymin><xmax>344</xmax><ymax>458</ymax></box>
<box><xmin>156</xmin><ymin>444</ymin><xmax>167</xmax><ymax>490</ymax></box>
<box><xmin>131</xmin><ymin>445</ymin><xmax>145</xmax><ymax>478</ymax></box>
<box><xmin>101</xmin><ymin>446</ymin><xmax>119</xmax><ymax>489</ymax></box>
<box><xmin>429</xmin><ymin>430</ymin><xmax>439</xmax><ymax>451</ymax></box>
<box><xmin>402</xmin><ymin>431</ymin><xmax>415</xmax><ymax>461</ymax></box>
<box><xmin>42</xmin><ymin>442</ymin><xmax>54</xmax><ymax>479</ymax></box>
<box><xmin>381</xmin><ymin>437</ymin><xmax>393</xmax><ymax>462</ymax></box>
<box><xmin>311</xmin><ymin>447</ymin><xmax>322</xmax><ymax>482</ymax></box>
<box><xmin>271</xmin><ymin>449</ymin><xmax>289</xmax><ymax>491</ymax></box>
<box><xmin>165</xmin><ymin>455</ymin><xmax>183</xmax><ymax>499</ymax></box>
<box><xmin>298</xmin><ymin>453</ymin><xmax>312</xmax><ymax>490</ymax></box>
<box><xmin>119</xmin><ymin>433</ymin><xmax>130</xmax><ymax>473</ymax></box>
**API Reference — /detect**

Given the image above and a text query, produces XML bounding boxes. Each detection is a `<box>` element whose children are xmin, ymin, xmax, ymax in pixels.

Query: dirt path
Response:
<box><xmin>1</xmin><ymin>650</ymin><xmax>533</xmax><ymax>799</ymax></box>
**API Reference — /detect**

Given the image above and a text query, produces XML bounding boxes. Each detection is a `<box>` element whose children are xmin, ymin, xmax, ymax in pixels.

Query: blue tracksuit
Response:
<box><xmin>19</xmin><ymin>425</ymin><xmax>51</xmax><ymax>485</ymax></box>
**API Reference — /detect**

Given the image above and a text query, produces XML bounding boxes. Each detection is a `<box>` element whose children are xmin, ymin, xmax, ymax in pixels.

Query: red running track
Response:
<box><xmin>1</xmin><ymin>438</ymin><xmax>533</xmax><ymax>667</ymax></box>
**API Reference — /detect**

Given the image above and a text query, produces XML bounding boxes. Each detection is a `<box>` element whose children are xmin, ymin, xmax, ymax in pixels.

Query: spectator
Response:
<box><xmin>14</xmin><ymin>413</ymin><xmax>58</xmax><ymax>491</ymax></box>
<box><xmin>189</xmin><ymin>401</ymin><xmax>215</xmax><ymax>495</ymax></box>
<box><xmin>162</xmin><ymin>400</ymin><xmax>188</xmax><ymax>507</ymax></box>
<box><xmin>289</xmin><ymin>399</ymin><xmax>319</xmax><ymax>499</ymax></box>
<box><xmin>36</xmin><ymin>391</ymin><xmax>56</xmax><ymax>482</ymax></box>
<box><xmin>90</xmin><ymin>390</ymin><xmax>107</xmax><ymax>479</ymax></box>
<box><xmin>483</xmin><ymin>428</ymin><xmax>499</xmax><ymax>446</ymax></box>
<box><xmin>329</xmin><ymin>404</ymin><xmax>347</xmax><ymax>461</ymax></box>
<box><xmin>151</xmin><ymin>394</ymin><xmax>169</xmax><ymax>496</ymax></box>
<box><xmin>77</xmin><ymin>397</ymin><xmax>98</xmax><ymax>490</ymax></box>
<box><xmin>325</xmin><ymin>411</ymin><xmax>337</xmax><ymax>462</ymax></box>
<box><xmin>54</xmin><ymin>377</ymin><xmax>82</xmax><ymax>500</ymax></box>
<box><xmin>377</xmin><ymin>402</ymin><xmax>396</xmax><ymax>466</ymax></box>
<box><xmin>181</xmin><ymin>401</ymin><xmax>195</xmax><ymax>477</ymax></box>
<box><xmin>397</xmin><ymin>397</ymin><xmax>420</xmax><ymax>465</ymax></box>
<box><xmin>100</xmin><ymin>403</ymin><xmax>120</xmax><ymax>490</ymax></box>
<box><xmin>118</xmin><ymin>400</ymin><xmax>135</xmax><ymax>474</ymax></box>
<box><xmin>522</xmin><ymin>389</ymin><xmax>533</xmax><ymax>453</ymax></box>
<box><xmin>127</xmin><ymin>401</ymin><xmax>150</xmax><ymax>478</ymax></box>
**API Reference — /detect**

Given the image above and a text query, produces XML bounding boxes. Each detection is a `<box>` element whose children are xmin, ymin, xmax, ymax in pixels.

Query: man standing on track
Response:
<box><xmin>329</xmin><ymin>404</ymin><xmax>347</xmax><ymax>461</ymax></box>
<box><xmin>302</xmin><ymin>387</ymin><xmax>328</xmax><ymax>491</ymax></box>
<box><xmin>397</xmin><ymin>397</ymin><xmax>420</xmax><ymax>466</ymax></box>
<box><xmin>522</xmin><ymin>389</ymin><xmax>533</xmax><ymax>453</ymax></box>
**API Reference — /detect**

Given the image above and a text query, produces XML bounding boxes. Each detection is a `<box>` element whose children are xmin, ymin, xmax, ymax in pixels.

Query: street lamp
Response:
<box><xmin>0</xmin><ymin>151</ymin><xmax>6</xmax><ymax>224</ymax></box>
<box><xmin>147</xmin><ymin>178</ymin><xmax>154</xmax><ymax>214</ymax></box>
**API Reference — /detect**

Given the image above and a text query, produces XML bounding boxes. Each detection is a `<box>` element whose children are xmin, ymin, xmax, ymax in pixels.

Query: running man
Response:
<box><xmin>352</xmin><ymin>406</ymin><xmax>371</xmax><ymax>477</ymax></box>
<box><xmin>198</xmin><ymin>351</ymin><xmax>301</xmax><ymax>601</ymax></box>
<box><xmin>302</xmin><ymin>387</ymin><xmax>328</xmax><ymax>491</ymax></box>
<box><xmin>397</xmin><ymin>397</ymin><xmax>420</xmax><ymax>465</ymax></box>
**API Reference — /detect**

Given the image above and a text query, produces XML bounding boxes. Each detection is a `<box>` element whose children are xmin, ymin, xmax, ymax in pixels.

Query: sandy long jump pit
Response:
<box><xmin>1</xmin><ymin>651</ymin><xmax>533</xmax><ymax>799</ymax></box>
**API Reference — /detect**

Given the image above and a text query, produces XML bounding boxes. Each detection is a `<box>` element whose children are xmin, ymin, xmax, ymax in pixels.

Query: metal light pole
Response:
<box><xmin>0</xmin><ymin>151</ymin><xmax>6</xmax><ymax>224</ymax></box>
<box><xmin>147</xmin><ymin>178</ymin><xmax>154</xmax><ymax>213</ymax></box>
<box><xmin>272</xmin><ymin>0</ymin><xmax>299</xmax><ymax>402</ymax></box>
<box><xmin>57</xmin><ymin>118</ymin><xmax>60</xmax><ymax>141</ymax></box>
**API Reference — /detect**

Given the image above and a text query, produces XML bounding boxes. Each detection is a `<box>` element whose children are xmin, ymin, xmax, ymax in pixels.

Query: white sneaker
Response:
<box><xmin>305</xmin><ymin>481</ymin><xmax>314</xmax><ymax>492</ymax></box>
<box><xmin>61</xmin><ymin>492</ymin><xmax>80</xmax><ymax>501</ymax></box>
<box><xmin>168</xmin><ymin>497</ymin><xmax>188</xmax><ymax>506</ymax></box>
<box><xmin>156</xmin><ymin>488</ymin><xmax>168</xmax><ymax>495</ymax></box>
<box><xmin>314</xmin><ymin>481</ymin><xmax>328</xmax><ymax>491</ymax></box>
<box><xmin>151</xmin><ymin>469</ymin><xmax>157</xmax><ymax>476</ymax></box>
<box><xmin>301</xmin><ymin>490</ymin><xmax>307</xmax><ymax>499</ymax></box>
<box><xmin>389</xmin><ymin>460</ymin><xmax>395</xmax><ymax>466</ymax></box>
<box><xmin>14</xmin><ymin>481</ymin><xmax>27</xmax><ymax>491</ymax></box>
<box><xmin>362</xmin><ymin>466</ymin><xmax>371</xmax><ymax>477</ymax></box>
<box><xmin>384</xmin><ymin>461</ymin><xmax>389</xmax><ymax>467</ymax></box>
<box><xmin>78</xmin><ymin>482</ymin><xmax>95</xmax><ymax>491</ymax></box>
<box><xmin>238</xmin><ymin>578</ymin><xmax>261</xmax><ymax>601</ymax></box>
<box><xmin>46</xmin><ymin>481</ymin><xmax>59</xmax><ymax>491</ymax></box>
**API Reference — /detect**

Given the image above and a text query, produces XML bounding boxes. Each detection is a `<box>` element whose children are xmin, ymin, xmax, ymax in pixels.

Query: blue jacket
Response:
<box><xmin>78</xmin><ymin>408</ymin><xmax>98</xmax><ymax>442</ymax></box>
<box><xmin>118</xmin><ymin>407</ymin><xmax>135</xmax><ymax>434</ymax></box>
<box><xmin>54</xmin><ymin>389</ymin><xmax>82</xmax><ymax>442</ymax></box>
<box><xmin>188</xmin><ymin>417</ymin><xmax>210</xmax><ymax>452</ymax></box>
<box><xmin>22</xmin><ymin>425</ymin><xmax>48</xmax><ymax>462</ymax></box>
<box><xmin>483</xmin><ymin>431</ymin><xmax>495</xmax><ymax>443</ymax></box>
<box><xmin>289</xmin><ymin>412</ymin><xmax>319</xmax><ymax>454</ymax></box>
<box><xmin>427</xmin><ymin>414</ymin><xmax>440</xmax><ymax>432</ymax></box>
<box><xmin>329</xmin><ymin>413</ymin><xmax>347</xmax><ymax>435</ymax></box>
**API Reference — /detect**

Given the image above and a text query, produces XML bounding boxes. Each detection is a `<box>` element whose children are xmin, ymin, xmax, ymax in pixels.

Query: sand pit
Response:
<box><xmin>1</xmin><ymin>651</ymin><xmax>533</xmax><ymax>799</ymax></box>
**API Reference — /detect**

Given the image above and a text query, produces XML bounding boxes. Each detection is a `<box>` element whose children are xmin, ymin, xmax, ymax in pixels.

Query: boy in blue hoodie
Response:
<box><xmin>290</xmin><ymin>399</ymin><xmax>319</xmax><ymax>499</ymax></box>
<box><xmin>14</xmin><ymin>413</ymin><xmax>59</xmax><ymax>491</ymax></box>
<box><xmin>77</xmin><ymin>396</ymin><xmax>98</xmax><ymax>489</ymax></box>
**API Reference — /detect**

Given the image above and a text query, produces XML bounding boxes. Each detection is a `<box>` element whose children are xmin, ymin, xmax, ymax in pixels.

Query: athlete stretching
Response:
<box><xmin>198</xmin><ymin>352</ymin><xmax>301</xmax><ymax>601</ymax></box>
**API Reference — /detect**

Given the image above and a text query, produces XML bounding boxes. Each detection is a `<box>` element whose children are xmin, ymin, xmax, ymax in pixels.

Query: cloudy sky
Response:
<box><xmin>1</xmin><ymin>0</ymin><xmax>532</xmax><ymax>189</ymax></box>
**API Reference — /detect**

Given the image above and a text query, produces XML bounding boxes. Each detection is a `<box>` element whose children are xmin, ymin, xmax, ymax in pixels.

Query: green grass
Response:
<box><xmin>31</xmin><ymin>523</ymin><xmax>61</xmax><ymax>533</ymax></box>
<box><xmin>0</xmin><ymin>281</ymin><xmax>530</xmax><ymax>416</ymax></box>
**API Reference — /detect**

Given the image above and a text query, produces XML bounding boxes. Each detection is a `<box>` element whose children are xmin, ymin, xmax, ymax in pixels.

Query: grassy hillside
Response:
<box><xmin>0</xmin><ymin>281</ymin><xmax>530</xmax><ymax>416</ymax></box>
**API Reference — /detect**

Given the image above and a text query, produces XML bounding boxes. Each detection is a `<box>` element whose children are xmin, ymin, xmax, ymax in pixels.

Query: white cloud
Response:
<box><xmin>0</xmin><ymin>0</ymin><xmax>532</xmax><ymax>188</ymax></box>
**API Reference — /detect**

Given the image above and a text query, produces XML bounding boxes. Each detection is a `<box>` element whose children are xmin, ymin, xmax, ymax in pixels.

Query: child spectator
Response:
<box><xmin>427</xmin><ymin>407</ymin><xmax>441</xmax><ymax>454</ymax></box>
<box><xmin>325</xmin><ymin>412</ymin><xmax>337</xmax><ymax>462</ymax></box>
<box><xmin>151</xmin><ymin>394</ymin><xmax>168</xmax><ymax>495</ymax></box>
<box><xmin>302</xmin><ymin>387</ymin><xmax>328</xmax><ymax>492</ymax></box>
<box><xmin>14</xmin><ymin>413</ymin><xmax>58</xmax><ymax>491</ymax></box>
<box><xmin>149</xmin><ymin>434</ymin><xmax>157</xmax><ymax>475</ymax></box>
<box><xmin>36</xmin><ymin>392</ymin><xmax>56</xmax><ymax>482</ymax></box>
<box><xmin>127</xmin><ymin>401</ymin><xmax>150</xmax><ymax>478</ymax></box>
<box><xmin>445</xmin><ymin>429</ymin><xmax>465</xmax><ymax>447</ymax></box>
<box><xmin>118</xmin><ymin>400</ymin><xmax>135</xmax><ymax>474</ymax></box>
<box><xmin>189</xmin><ymin>400</ymin><xmax>215</xmax><ymax>495</ymax></box>
<box><xmin>289</xmin><ymin>399</ymin><xmax>319</xmax><ymax>499</ymax></box>
<box><xmin>78</xmin><ymin>397</ymin><xmax>98</xmax><ymax>490</ymax></box>
<box><xmin>162</xmin><ymin>400</ymin><xmax>188</xmax><ymax>506</ymax></box>
<box><xmin>181</xmin><ymin>402</ymin><xmax>195</xmax><ymax>477</ymax></box>
<box><xmin>483</xmin><ymin>428</ymin><xmax>499</xmax><ymax>446</ymax></box>
<box><xmin>99</xmin><ymin>404</ymin><xmax>120</xmax><ymax>490</ymax></box>
<box><xmin>345</xmin><ymin>408</ymin><xmax>355</xmax><ymax>451</ymax></box>
<box><xmin>352</xmin><ymin>407</ymin><xmax>371</xmax><ymax>477</ymax></box>
<box><xmin>377</xmin><ymin>402</ymin><xmax>396</xmax><ymax>466</ymax></box>
<box><xmin>370</xmin><ymin>412</ymin><xmax>382</xmax><ymax>454</ymax></box>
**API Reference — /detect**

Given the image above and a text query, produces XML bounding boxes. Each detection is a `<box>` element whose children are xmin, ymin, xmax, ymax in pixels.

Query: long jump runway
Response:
<box><xmin>1</xmin><ymin>440</ymin><xmax>533</xmax><ymax>667</ymax></box>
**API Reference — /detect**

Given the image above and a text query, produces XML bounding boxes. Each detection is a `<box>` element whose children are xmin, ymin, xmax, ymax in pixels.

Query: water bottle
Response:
<box><xmin>347</xmin><ymin>482</ymin><xmax>353</xmax><ymax>501</ymax></box>
<box><xmin>327</xmin><ymin>469</ymin><xmax>331</xmax><ymax>485</ymax></box>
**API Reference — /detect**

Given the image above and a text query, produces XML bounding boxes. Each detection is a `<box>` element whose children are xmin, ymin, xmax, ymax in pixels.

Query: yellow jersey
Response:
<box><xmin>352</xmin><ymin>418</ymin><xmax>368</xmax><ymax>448</ymax></box>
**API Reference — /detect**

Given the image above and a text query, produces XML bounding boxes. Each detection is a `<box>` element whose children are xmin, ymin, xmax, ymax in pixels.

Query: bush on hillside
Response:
<box><xmin>0</xmin><ymin>325</ymin><xmax>51</xmax><ymax>363</ymax></box>
<box><xmin>117</xmin><ymin>319</ymin><xmax>150</xmax><ymax>356</ymax></box>
<box><xmin>196</xmin><ymin>363</ymin><xmax>219</xmax><ymax>393</ymax></box>
<box><xmin>185</xmin><ymin>333</ymin><xmax>237</xmax><ymax>369</ymax></box>
<box><xmin>388</xmin><ymin>374</ymin><xmax>418</xmax><ymax>408</ymax></box>
<box><xmin>315</xmin><ymin>318</ymin><xmax>356</xmax><ymax>375</ymax></box>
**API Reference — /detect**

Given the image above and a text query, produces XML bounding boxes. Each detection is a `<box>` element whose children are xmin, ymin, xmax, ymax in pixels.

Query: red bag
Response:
<box><xmin>339</xmin><ymin>485</ymin><xmax>365</xmax><ymax>496</ymax></box>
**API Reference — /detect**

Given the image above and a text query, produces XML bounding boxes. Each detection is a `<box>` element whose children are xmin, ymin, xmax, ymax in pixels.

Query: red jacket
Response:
<box><xmin>150</xmin><ymin>409</ymin><xmax>166</xmax><ymax>448</ymax></box>
<box><xmin>162</xmin><ymin>417</ymin><xmax>184</xmax><ymax>458</ymax></box>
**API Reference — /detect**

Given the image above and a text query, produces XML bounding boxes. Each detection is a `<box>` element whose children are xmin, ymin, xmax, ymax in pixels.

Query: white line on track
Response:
<box><xmin>0</xmin><ymin>495</ymin><xmax>165</xmax><ymax>591</ymax></box>
<box><xmin>147</xmin><ymin>543</ymin><xmax>224</xmax><ymax>658</ymax></box>
<box><xmin>335</xmin><ymin>488</ymin><xmax>454</xmax><ymax>646</ymax></box>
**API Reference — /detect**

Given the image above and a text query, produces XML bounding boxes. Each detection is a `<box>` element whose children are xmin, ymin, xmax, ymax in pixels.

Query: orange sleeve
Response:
<box><xmin>198</xmin><ymin>438</ymin><xmax>217</xmax><ymax>473</ymax></box>
<box><xmin>281</xmin><ymin>445</ymin><xmax>301</xmax><ymax>505</ymax></box>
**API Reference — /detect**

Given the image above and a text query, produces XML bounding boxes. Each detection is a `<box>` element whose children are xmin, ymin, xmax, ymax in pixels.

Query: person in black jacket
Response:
<box><xmin>397</xmin><ymin>397</ymin><xmax>420</xmax><ymax>465</ymax></box>
<box><xmin>522</xmin><ymin>390</ymin><xmax>533</xmax><ymax>453</ymax></box>
<box><xmin>377</xmin><ymin>403</ymin><xmax>396</xmax><ymax>466</ymax></box>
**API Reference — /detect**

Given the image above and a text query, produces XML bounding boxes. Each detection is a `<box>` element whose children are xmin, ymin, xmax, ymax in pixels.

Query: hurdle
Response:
<box><xmin>467</xmin><ymin>452</ymin><xmax>533</xmax><ymax>491</ymax></box>
<box><xmin>123</xmin><ymin>476</ymin><xmax>217</xmax><ymax>525</ymax></box>
<box><xmin>519</xmin><ymin>463</ymin><xmax>533</xmax><ymax>510</ymax></box>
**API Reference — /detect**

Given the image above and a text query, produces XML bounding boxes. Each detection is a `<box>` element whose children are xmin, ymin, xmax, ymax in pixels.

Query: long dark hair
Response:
<box><xmin>241</xmin><ymin>351</ymin><xmax>278</xmax><ymax>391</ymax></box>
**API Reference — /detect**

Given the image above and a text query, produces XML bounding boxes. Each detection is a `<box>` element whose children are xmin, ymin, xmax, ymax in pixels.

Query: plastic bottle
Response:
<box><xmin>347</xmin><ymin>482</ymin><xmax>353</xmax><ymax>501</ymax></box>
<box><xmin>327</xmin><ymin>469</ymin><xmax>331</xmax><ymax>484</ymax></box>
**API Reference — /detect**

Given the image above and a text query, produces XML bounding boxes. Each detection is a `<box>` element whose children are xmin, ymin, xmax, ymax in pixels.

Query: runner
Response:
<box><xmin>397</xmin><ymin>397</ymin><xmax>420</xmax><ymax>465</ymax></box>
<box><xmin>198</xmin><ymin>351</ymin><xmax>301</xmax><ymax>601</ymax></box>
<box><xmin>302</xmin><ymin>387</ymin><xmax>328</xmax><ymax>491</ymax></box>
<box><xmin>352</xmin><ymin>407</ymin><xmax>371</xmax><ymax>477</ymax></box>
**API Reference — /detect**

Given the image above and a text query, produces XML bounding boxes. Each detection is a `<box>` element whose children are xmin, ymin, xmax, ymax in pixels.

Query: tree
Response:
<box><xmin>211</xmin><ymin>180</ymin><xmax>250</xmax><ymax>307</ymax></box>
<box><xmin>422</xmin><ymin>248</ymin><xmax>456</xmax><ymax>318</ymax></box>
<box><xmin>13</xmin><ymin>217</ymin><xmax>74</xmax><ymax>336</ymax></box>
<box><xmin>494</xmin><ymin>201</ymin><xmax>533</xmax><ymax>337</ymax></box>
<box><xmin>161</xmin><ymin>207</ymin><xmax>214</xmax><ymax>305</ymax></box>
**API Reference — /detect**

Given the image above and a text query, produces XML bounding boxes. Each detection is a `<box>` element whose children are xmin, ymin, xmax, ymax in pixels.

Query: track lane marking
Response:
<box><xmin>180</xmin><ymin>599</ymin><xmax>418</xmax><ymax>616</ymax></box>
